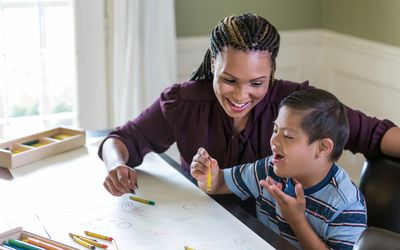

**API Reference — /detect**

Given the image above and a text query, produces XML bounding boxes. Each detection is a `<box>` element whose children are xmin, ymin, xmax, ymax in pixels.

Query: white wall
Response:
<box><xmin>176</xmin><ymin>30</ymin><xmax>400</xmax><ymax>184</ymax></box>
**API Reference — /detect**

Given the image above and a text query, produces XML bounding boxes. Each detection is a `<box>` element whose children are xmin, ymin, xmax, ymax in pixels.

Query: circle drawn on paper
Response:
<box><xmin>119</xmin><ymin>202</ymin><xmax>170</xmax><ymax>219</ymax></box>
<box><xmin>182</xmin><ymin>203</ymin><xmax>197</xmax><ymax>210</ymax></box>
<box><xmin>117</xmin><ymin>221</ymin><xmax>133</xmax><ymax>229</ymax></box>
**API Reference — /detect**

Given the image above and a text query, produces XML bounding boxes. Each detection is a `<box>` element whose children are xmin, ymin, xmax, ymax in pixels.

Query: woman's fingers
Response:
<box><xmin>103</xmin><ymin>165</ymin><xmax>138</xmax><ymax>196</ymax></box>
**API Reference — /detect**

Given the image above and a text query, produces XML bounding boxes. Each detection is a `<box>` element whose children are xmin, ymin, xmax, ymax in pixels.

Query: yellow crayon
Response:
<box><xmin>206</xmin><ymin>164</ymin><xmax>212</xmax><ymax>192</ymax></box>
<box><xmin>51</xmin><ymin>133</ymin><xmax>73</xmax><ymax>140</ymax></box>
<box><xmin>78</xmin><ymin>237</ymin><xmax>108</xmax><ymax>249</ymax></box>
<box><xmin>84</xmin><ymin>231</ymin><xmax>113</xmax><ymax>241</ymax></box>
<box><xmin>129</xmin><ymin>195</ymin><xmax>155</xmax><ymax>205</ymax></box>
<box><xmin>184</xmin><ymin>246</ymin><xmax>196</xmax><ymax>250</ymax></box>
<box><xmin>69</xmin><ymin>233</ymin><xmax>98</xmax><ymax>242</ymax></box>
<box><xmin>32</xmin><ymin>141</ymin><xmax>51</xmax><ymax>147</ymax></box>
<box><xmin>70</xmin><ymin>235</ymin><xmax>95</xmax><ymax>249</ymax></box>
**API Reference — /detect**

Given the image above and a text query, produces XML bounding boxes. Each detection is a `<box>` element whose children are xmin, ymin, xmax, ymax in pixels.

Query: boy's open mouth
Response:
<box><xmin>274</xmin><ymin>153</ymin><xmax>285</xmax><ymax>160</ymax></box>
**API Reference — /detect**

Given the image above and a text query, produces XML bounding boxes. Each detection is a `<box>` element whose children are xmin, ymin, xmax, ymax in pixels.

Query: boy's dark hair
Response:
<box><xmin>190</xmin><ymin>13</ymin><xmax>280</xmax><ymax>85</ymax></box>
<box><xmin>280</xmin><ymin>88</ymin><xmax>349</xmax><ymax>161</ymax></box>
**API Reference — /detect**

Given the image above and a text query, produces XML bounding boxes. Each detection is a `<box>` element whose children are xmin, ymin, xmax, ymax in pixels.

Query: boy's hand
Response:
<box><xmin>260</xmin><ymin>177</ymin><xmax>306</xmax><ymax>224</ymax></box>
<box><xmin>190</xmin><ymin>147</ymin><xmax>220</xmax><ymax>192</ymax></box>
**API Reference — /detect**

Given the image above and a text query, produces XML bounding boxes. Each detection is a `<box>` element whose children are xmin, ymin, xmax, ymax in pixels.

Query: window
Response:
<box><xmin>0</xmin><ymin>0</ymin><xmax>77</xmax><ymax>139</ymax></box>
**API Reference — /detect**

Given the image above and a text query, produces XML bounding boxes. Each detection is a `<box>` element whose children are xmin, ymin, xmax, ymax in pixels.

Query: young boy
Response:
<box><xmin>190</xmin><ymin>88</ymin><xmax>367</xmax><ymax>249</ymax></box>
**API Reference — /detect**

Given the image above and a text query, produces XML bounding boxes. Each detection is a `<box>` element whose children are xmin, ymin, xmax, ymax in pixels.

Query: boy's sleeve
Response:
<box><xmin>223</xmin><ymin>158</ymin><xmax>268</xmax><ymax>200</ymax></box>
<box><xmin>325</xmin><ymin>201</ymin><xmax>367</xmax><ymax>250</ymax></box>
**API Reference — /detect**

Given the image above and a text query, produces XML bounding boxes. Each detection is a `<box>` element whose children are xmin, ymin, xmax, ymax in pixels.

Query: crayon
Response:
<box><xmin>6</xmin><ymin>239</ymin><xmax>45</xmax><ymax>250</ymax></box>
<box><xmin>184</xmin><ymin>246</ymin><xmax>196</xmax><ymax>250</ymax></box>
<box><xmin>30</xmin><ymin>141</ymin><xmax>51</xmax><ymax>148</ymax></box>
<box><xmin>22</xmin><ymin>140</ymin><xmax>39</xmax><ymax>146</ymax></box>
<box><xmin>50</xmin><ymin>134</ymin><xmax>72</xmax><ymax>140</ymax></box>
<box><xmin>70</xmin><ymin>236</ymin><xmax>95</xmax><ymax>250</ymax></box>
<box><xmin>129</xmin><ymin>196</ymin><xmax>155</xmax><ymax>206</ymax></box>
<box><xmin>75</xmin><ymin>237</ymin><xmax>107</xmax><ymax>249</ymax></box>
<box><xmin>22</xmin><ymin>139</ymin><xmax>51</xmax><ymax>147</ymax></box>
<box><xmin>11</xmin><ymin>148</ymin><xmax>28</xmax><ymax>154</ymax></box>
<box><xmin>68</xmin><ymin>233</ymin><xmax>98</xmax><ymax>242</ymax></box>
<box><xmin>84</xmin><ymin>231</ymin><xmax>113</xmax><ymax>241</ymax></box>
<box><xmin>25</xmin><ymin>238</ymin><xmax>64</xmax><ymax>250</ymax></box>
<box><xmin>206</xmin><ymin>164</ymin><xmax>212</xmax><ymax>192</ymax></box>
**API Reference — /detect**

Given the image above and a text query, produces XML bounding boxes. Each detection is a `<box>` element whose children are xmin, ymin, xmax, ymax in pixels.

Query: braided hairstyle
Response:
<box><xmin>190</xmin><ymin>13</ymin><xmax>280</xmax><ymax>85</ymax></box>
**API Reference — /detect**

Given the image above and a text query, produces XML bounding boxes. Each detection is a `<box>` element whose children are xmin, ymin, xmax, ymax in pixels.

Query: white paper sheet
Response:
<box><xmin>9</xmin><ymin>139</ymin><xmax>275</xmax><ymax>250</ymax></box>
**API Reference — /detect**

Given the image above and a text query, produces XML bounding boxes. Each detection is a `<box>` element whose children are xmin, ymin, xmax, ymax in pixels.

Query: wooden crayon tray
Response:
<box><xmin>0</xmin><ymin>227</ymin><xmax>79</xmax><ymax>250</ymax></box>
<box><xmin>0</xmin><ymin>127</ymin><xmax>85</xmax><ymax>169</ymax></box>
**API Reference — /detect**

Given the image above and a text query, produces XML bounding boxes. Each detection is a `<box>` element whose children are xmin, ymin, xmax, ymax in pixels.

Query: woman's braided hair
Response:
<box><xmin>190</xmin><ymin>13</ymin><xmax>280</xmax><ymax>85</ymax></box>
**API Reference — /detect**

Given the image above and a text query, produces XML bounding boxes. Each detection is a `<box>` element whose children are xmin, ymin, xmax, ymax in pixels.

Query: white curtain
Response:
<box><xmin>108</xmin><ymin>0</ymin><xmax>177</xmax><ymax>126</ymax></box>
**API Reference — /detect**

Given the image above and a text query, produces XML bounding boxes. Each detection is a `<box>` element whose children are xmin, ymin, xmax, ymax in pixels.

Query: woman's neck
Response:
<box><xmin>233</xmin><ymin>114</ymin><xmax>250</xmax><ymax>134</ymax></box>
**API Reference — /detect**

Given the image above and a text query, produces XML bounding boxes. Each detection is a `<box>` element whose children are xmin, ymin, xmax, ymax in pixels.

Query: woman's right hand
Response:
<box><xmin>190</xmin><ymin>147</ymin><xmax>220</xmax><ymax>192</ymax></box>
<box><xmin>103</xmin><ymin>163</ymin><xmax>138</xmax><ymax>196</ymax></box>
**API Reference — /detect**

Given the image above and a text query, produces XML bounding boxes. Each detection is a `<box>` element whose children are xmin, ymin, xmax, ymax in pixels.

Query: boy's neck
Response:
<box><xmin>293</xmin><ymin>160</ymin><xmax>334</xmax><ymax>189</ymax></box>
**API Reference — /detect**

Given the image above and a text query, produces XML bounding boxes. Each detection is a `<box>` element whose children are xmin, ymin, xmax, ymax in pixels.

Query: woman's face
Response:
<box><xmin>212</xmin><ymin>47</ymin><xmax>272</xmax><ymax>127</ymax></box>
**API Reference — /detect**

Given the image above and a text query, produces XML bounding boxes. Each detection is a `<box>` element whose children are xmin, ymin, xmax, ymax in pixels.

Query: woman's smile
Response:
<box><xmin>226</xmin><ymin>98</ymin><xmax>251</xmax><ymax>113</ymax></box>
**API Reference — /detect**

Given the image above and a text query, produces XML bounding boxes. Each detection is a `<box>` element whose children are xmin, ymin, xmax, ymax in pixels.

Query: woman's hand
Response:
<box><xmin>190</xmin><ymin>147</ymin><xmax>220</xmax><ymax>193</ymax></box>
<box><xmin>103</xmin><ymin>164</ymin><xmax>138</xmax><ymax>196</ymax></box>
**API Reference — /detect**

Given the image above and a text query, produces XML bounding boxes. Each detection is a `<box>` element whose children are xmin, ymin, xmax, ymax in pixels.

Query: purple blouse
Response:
<box><xmin>98</xmin><ymin>79</ymin><xmax>396</xmax><ymax>172</ymax></box>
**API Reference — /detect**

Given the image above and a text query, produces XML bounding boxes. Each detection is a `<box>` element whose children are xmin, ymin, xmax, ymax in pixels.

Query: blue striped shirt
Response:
<box><xmin>224</xmin><ymin>156</ymin><xmax>367</xmax><ymax>249</ymax></box>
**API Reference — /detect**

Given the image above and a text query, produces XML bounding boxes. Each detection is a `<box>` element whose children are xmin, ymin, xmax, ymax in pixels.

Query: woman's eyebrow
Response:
<box><xmin>222</xmin><ymin>71</ymin><xmax>267</xmax><ymax>82</ymax></box>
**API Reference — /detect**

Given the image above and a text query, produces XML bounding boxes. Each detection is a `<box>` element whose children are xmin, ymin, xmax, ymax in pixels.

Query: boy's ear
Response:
<box><xmin>317</xmin><ymin>138</ymin><xmax>334</xmax><ymax>157</ymax></box>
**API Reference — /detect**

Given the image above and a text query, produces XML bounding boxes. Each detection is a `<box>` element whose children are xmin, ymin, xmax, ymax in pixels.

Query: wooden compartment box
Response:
<box><xmin>0</xmin><ymin>127</ymin><xmax>85</xmax><ymax>169</ymax></box>
<box><xmin>0</xmin><ymin>227</ymin><xmax>79</xmax><ymax>250</ymax></box>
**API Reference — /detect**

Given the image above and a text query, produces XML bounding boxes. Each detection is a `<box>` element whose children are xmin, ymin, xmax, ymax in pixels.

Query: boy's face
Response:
<box><xmin>270</xmin><ymin>106</ymin><xmax>320</xmax><ymax>180</ymax></box>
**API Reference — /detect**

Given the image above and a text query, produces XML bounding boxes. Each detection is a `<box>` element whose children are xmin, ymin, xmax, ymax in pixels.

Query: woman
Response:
<box><xmin>99</xmin><ymin>13</ymin><xmax>400</xmax><ymax>196</ymax></box>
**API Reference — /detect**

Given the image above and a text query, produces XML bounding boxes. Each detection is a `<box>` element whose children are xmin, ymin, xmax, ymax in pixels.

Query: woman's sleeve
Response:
<box><xmin>98</xmin><ymin>84</ymin><xmax>180</xmax><ymax>167</ymax></box>
<box><xmin>345</xmin><ymin>105</ymin><xmax>397</xmax><ymax>157</ymax></box>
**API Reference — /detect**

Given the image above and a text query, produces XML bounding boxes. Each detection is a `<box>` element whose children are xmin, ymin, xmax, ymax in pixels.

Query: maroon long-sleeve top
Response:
<box><xmin>98</xmin><ymin>79</ymin><xmax>396</xmax><ymax>173</ymax></box>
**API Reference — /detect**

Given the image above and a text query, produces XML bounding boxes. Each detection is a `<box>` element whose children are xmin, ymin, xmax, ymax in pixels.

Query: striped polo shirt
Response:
<box><xmin>224</xmin><ymin>156</ymin><xmax>367</xmax><ymax>249</ymax></box>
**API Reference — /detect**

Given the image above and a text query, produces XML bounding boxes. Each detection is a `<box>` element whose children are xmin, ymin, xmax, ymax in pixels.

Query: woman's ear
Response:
<box><xmin>317</xmin><ymin>138</ymin><xmax>334</xmax><ymax>158</ymax></box>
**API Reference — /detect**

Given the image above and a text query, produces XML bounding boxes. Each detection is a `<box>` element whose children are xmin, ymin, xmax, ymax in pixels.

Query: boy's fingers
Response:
<box><xmin>266</xmin><ymin>176</ymin><xmax>278</xmax><ymax>185</ymax></box>
<box><xmin>271</xmin><ymin>186</ymin><xmax>288</xmax><ymax>205</ymax></box>
<box><xmin>295</xmin><ymin>183</ymin><xmax>304</xmax><ymax>200</ymax></box>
